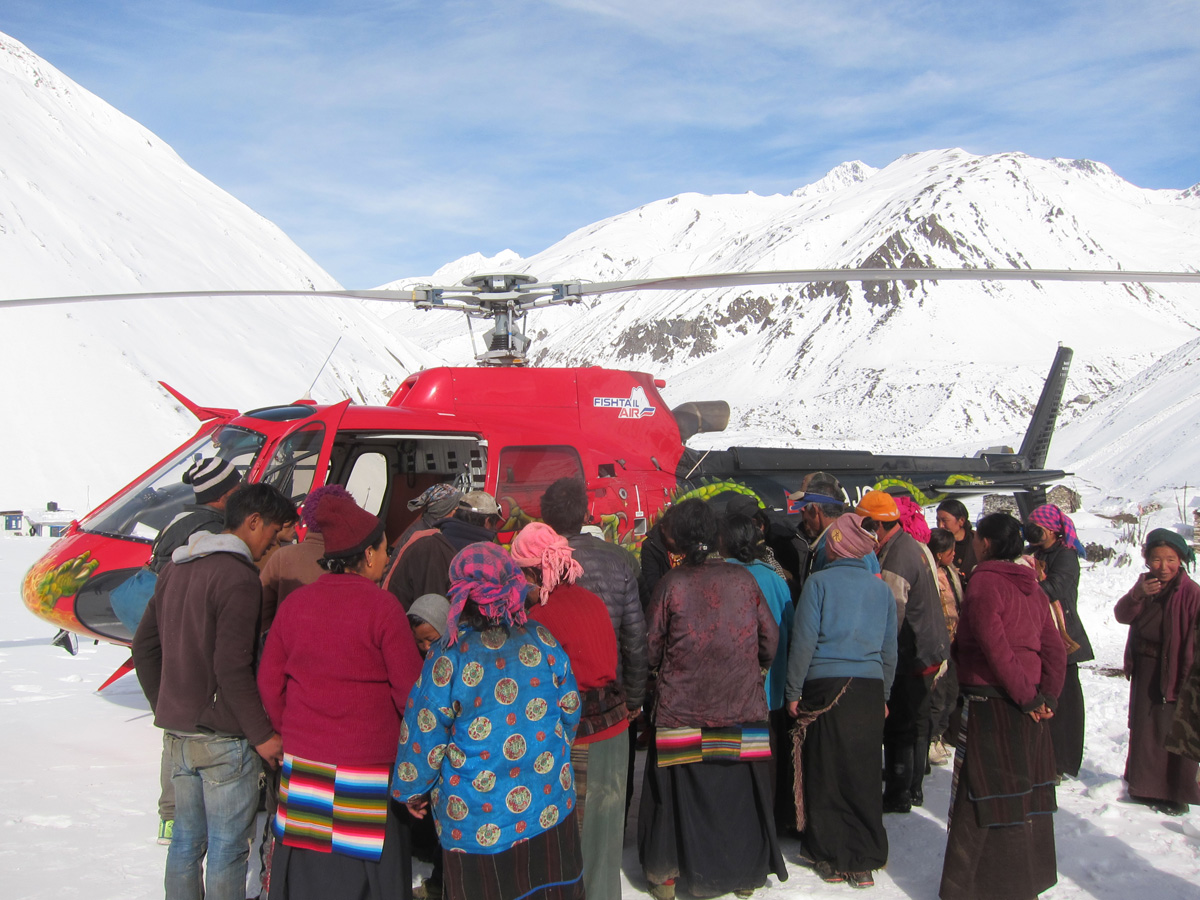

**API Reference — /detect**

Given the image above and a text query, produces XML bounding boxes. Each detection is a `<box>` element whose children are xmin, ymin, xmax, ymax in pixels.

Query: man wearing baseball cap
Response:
<box><xmin>386</xmin><ymin>490</ymin><xmax>503</xmax><ymax>608</ymax></box>
<box><xmin>856</xmin><ymin>490</ymin><xmax>948</xmax><ymax>815</ymax></box>
<box><xmin>787</xmin><ymin>472</ymin><xmax>851</xmax><ymax>578</ymax></box>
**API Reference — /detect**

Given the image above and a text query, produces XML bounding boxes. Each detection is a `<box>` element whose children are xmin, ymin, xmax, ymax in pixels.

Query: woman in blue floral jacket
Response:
<box><xmin>392</xmin><ymin>542</ymin><xmax>583</xmax><ymax>900</ymax></box>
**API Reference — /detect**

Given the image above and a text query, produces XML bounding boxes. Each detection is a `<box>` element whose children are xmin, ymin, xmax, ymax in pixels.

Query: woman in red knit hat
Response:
<box><xmin>257</xmin><ymin>486</ymin><xmax>424</xmax><ymax>900</ymax></box>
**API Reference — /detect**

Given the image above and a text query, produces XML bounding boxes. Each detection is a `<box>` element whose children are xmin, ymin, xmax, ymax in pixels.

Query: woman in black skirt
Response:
<box><xmin>1024</xmin><ymin>504</ymin><xmax>1094</xmax><ymax>778</ymax></box>
<box><xmin>638</xmin><ymin>499</ymin><xmax>786</xmax><ymax>900</ymax></box>
<box><xmin>784</xmin><ymin>513</ymin><xmax>896</xmax><ymax>889</ymax></box>
<box><xmin>940</xmin><ymin>513</ymin><xmax>1066</xmax><ymax>900</ymax></box>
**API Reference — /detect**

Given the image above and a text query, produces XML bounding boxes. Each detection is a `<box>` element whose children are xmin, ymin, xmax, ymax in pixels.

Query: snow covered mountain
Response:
<box><xmin>380</xmin><ymin>150</ymin><xmax>1200</xmax><ymax>499</ymax></box>
<box><xmin>0</xmin><ymin>32</ymin><xmax>436</xmax><ymax>510</ymax></box>
<box><xmin>2</xmin><ymin>24</ymin><xmax>1196</xmax><ymax>512</ymax></box>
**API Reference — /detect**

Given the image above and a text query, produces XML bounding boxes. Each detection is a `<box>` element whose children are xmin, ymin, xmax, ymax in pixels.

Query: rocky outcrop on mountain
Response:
<box><xmin>381</xmin><ymin>149</ymin><xmax>1199</xmax><ymax>490</ymax></box>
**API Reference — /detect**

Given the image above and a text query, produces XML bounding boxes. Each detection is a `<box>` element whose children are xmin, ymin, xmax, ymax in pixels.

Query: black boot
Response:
<box><xmin>911</xmin><ymin>738</ymin><xmax>930</xmax><ymax>807</ymax></box>
<box><xmin>882</xmin><ymin>744</ymin><xmax>913</xmax><ymax>813</ymax></box>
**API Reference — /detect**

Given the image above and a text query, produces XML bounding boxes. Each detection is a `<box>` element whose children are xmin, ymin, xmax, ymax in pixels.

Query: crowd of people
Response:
<box><xmin>127</xmin><ymin>460</ymin><xmax>1200</xmax><ymax>900</ymax></box>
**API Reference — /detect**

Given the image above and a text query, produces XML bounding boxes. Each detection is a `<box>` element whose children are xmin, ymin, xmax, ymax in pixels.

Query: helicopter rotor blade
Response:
<box><xmin>531</xmin><ymin>267</ymin><xmax>1200</xmax><ymax>298</ymax></box>
<box><xmin>4</xmin><ymin>267</ymin><xmax>1197</xmax><ymax>310</ymax></box>
<box><xmin>0</xmin><ymin>288</ymin><xmax>457</xmax><ymax>310</ymax></box>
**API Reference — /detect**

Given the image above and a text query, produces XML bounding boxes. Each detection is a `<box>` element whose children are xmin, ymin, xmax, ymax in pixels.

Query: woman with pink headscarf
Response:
<box><xmin>391</xmin><ymin>542</ymin><xmax>584</xmax><ymax>900</ymax></box>
<box><xmin>511</xmin><ymin>522</ymin><xmax>626</xmax><ymax>900</ymax></box>
<box><xmin>1023</xmin><ymin>503</ymin><xmax>1094</xmax><ymax>780</ymax></box>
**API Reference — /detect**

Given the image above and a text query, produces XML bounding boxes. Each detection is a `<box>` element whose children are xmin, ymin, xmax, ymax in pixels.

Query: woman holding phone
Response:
<box><xmin>1114</xmin><ymin>529</ymin><xmax>1200</xmax><ymax>815</ymax></box>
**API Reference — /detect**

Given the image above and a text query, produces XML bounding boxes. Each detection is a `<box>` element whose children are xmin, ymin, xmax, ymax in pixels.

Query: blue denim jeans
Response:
<box><xmin>165</xmin><ymin>733</ymin><xmax>262</xmax><ymax>900</ymax></box>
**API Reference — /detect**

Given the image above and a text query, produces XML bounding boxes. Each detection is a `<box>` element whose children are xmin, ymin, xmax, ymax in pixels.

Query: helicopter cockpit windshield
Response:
<box><xmin>78</xmin><ymin>425</ymin><xmax>266</xmax><ymax>542</ymax></box>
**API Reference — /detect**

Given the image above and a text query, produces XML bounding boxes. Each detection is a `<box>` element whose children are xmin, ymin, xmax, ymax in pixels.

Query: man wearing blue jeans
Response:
<box><xmin>134</xmin><ymin>483</ymin><xmax>297</xmax><ymax>900</ymax></box>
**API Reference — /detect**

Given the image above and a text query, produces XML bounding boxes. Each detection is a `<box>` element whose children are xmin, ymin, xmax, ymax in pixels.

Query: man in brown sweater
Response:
<box><xmin>133</xmin><ymin>483</ymin><xmax>297</xmax><ymax>900</ymax></box>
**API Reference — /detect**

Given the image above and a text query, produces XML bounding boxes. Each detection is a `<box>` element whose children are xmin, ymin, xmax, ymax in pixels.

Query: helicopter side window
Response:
<box><xmin>495</xmin><ymin>446</ymin><xmax>584</xmax><ymax>522</ymax></box>
<box><xmin>79</xmin><ymin>426</ymin><xmax>265</xmax><ymax>540</ymax></box>
<box><xmin>344</xmin><ymin>451</ymin><xmax>389</xmax><ymax>516</ymax></box>
<box><xmin>260</xmin><ymin>425</ymin><xmax>325</xmax><ymax>505</ymax></box>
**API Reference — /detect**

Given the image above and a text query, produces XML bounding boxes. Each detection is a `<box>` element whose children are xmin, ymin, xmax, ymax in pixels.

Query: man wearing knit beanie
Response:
<box><xmin>147</xmin><ymin>458</ymin><xmax>243</xmax><ymax>574</ymax></box>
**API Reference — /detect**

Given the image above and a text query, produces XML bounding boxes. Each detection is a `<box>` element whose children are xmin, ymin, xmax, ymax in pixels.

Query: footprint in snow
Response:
<box><xmin>22</xmin><ymin>815</ymin><xmax>72</xmax><ymax>828</ymax></box>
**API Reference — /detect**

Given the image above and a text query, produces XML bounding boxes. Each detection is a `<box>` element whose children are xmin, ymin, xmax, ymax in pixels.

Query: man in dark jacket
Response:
<box><xmin>386</xmin><ymin>490</ymin><xmax>502</xmax><ymax>608</ymax></box>
<box><xmin>133</xmin><ymin>483</ymin><xmax>296</xmax><ymax>900</ymax></box>
<box><xmin>136</xmin><ymin>456</ymin><xmax>241</xmax><ymax>843</ymax></box>
<box><xmin>858</xmin><ymin>490</ymin><xmax>949</xmax><ymax>813</ymax></box>
<box><xmin>541</xmin><ymin>477</ymin><xmax>648</xmax><ymax>715</ymax></box>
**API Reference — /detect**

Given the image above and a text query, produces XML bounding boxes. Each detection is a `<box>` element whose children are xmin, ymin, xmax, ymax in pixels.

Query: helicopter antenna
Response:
<box><xmin>304</xmin><ymin>336</ymin><xmax>342</xmax><ymax>399</ymax></box>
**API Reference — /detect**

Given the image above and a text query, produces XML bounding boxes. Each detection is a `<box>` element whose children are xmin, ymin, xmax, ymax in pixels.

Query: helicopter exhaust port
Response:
<box><xmin>672</xmin><ymin>400</ymin><xmax>731</xmax><ymax>441</ymax></box>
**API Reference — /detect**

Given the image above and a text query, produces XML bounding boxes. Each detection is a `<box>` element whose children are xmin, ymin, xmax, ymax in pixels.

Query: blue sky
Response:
<box><xmin>2</xmin><ymin>1</ymin><xmax>1197</xmax><ymax>287</ymax></box>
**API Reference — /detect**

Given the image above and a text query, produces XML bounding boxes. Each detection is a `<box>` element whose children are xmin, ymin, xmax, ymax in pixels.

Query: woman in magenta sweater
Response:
<box><xmin>511</xmin><ymin>522</ymin><xmax>627</xmax><ymax>900</ymax></box>
<box><xmin>258</xmin><ymin>489</ymin><xmax>424</xmax><ymax>900</ymax></box>
<box><xmin>939</xmin><ymin>513</ymin><xmax>1066</xmax><ymax>900</ymax></box>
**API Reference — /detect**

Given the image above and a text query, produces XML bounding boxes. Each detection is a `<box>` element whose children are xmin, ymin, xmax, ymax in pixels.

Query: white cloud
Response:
<box><xmin>0</xmin><ymin>0</ymin><xmax>1196</xmax><ymax>285</ymax></box>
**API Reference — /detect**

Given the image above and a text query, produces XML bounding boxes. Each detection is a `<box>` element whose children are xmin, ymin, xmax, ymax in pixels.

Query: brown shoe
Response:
<box><xmin>648</xmin><ymin>880</ymin><xmax>675</xmax><ymax>900</ymax></box>
<box><xmin>814</xmin><ymin>861</ymin><xmax>845</xmax><ymax>884</ymax></box>
<box><xmin>846</xmin><ymin>870</ymin><xmax>875</xmax><ymax>889</ymax></box>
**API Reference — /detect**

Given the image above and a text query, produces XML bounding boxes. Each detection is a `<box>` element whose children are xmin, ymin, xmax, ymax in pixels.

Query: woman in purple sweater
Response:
<box><xmin>939</xmin><ymin>513</ymin><xmax>1066</xmax><ymax>900</ymax></box>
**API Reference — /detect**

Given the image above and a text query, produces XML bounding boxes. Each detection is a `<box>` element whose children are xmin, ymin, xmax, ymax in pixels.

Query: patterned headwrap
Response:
<box><xmin>825</xmin><ymin>513</ymin><xmax>878</xmax><ymax>561</ymax></box>
<box><xmin>895</xmin><ymin>495</ymin><xmax>931</xmax><ymax>543</ymax></box>
<box><xmin>445</xmin><ymin>542</ymin><xmax>531</xmax><ymax>645</ymax></box>
<box><xmin>509</xmin><ymin>522</ymin><xmax>583</xmax><ymax>598</ymax></box>
<box><xmin>407</xmin><ymin>483</ymin><xmax>463</xmax><ymax>519</ymax></box>
<box><xmin>1028</xmin><ymin>504</ymin><xmax>1086</xmax><ymax>558</ymax></box>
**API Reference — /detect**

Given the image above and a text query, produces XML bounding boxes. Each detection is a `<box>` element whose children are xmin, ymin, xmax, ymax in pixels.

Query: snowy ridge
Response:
<box><xmin>0</xmin><ymin>31</ymin><xmax>437</xmax><ymax>510</ymax></box>
<box><xmin>790</xmin><ymin>160</ymin><xmax>878</xmax><ymax>199</ymax></box>
<box><xmin>1050</xmin><ymin>335</ymin><xmax>1200</xmax><ymax>500</ymax></box>
<box><xmin>381</xmin><ymin>149</ymin><xmax>1200</xmax><ymax>496</ymax></box>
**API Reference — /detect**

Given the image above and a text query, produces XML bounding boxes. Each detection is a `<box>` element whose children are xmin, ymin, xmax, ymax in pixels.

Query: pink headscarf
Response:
<box><xmin>825</xmin><ymin>513</ymin><xmax>879</xmax><ymax>561</ymax></box>
<box><xmin>445</xmin><ymin>542</ymin><xmax>531</xmax><ymax>645</ymax></box>
<box><xmin>896</xmin><ymin>496</ymin><xmax>931</xmax><ymax>543</ymax></box>
<box><xmin>1028</xmin><ymin>504</ymin><xmax>1086</xmax><ymax>558</ymax></box>
<box><xmin>509</xmin><ymin>522</ymin><xmax>583</xmax><ymax>597</ymax></box>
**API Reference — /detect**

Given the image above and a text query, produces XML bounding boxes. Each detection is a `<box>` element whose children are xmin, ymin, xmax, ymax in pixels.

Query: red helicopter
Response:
<box><xmin>13</xmin><ymin>266</ymin><xmax>1199</xmax><ymax>671</ymax></box>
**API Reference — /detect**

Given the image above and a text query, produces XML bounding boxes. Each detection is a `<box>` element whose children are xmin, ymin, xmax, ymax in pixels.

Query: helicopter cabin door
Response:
<box><xmin>319</xmin><ymin>429</ymin><xmax>488</xmax><ymax>545</ymax></box>
<box><xmin>255</xmin><ymin>399</ymin><xmax>351</xmax><ymax>508</ymax></box>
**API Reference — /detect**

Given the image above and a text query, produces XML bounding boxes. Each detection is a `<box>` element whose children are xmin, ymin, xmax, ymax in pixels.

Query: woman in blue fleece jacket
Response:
<box><xmin>785</xmin><ymin>513</ymin><xmax>897</xmax><ymax>888</ymax></box>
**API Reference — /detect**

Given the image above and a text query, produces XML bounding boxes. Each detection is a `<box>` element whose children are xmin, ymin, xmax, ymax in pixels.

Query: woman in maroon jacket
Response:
<box><xmin>258</xmin><ymin>490</ymin><xmax>424</xmax><ymax>900</ymax></box>
<box><xmin>1114</xmin><ymin>528</ymin><xmax>1200</xmax><ymax>815</ymax></box>
<box><xmin>637</xmin><ymin>499</ymin><xmax>785</xmax><ymax>900</ymax></box>
<box><xmin>939</xmin><ymin>513</ymin><xmax>1066</xmax><ymax>900</ymax></box>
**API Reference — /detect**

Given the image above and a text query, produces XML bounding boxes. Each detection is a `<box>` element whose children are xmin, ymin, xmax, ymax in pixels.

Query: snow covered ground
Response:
<box><xmin>4</xmin><ymin>526</ymin><xmax>1200</xmax><ymax>899</ymax></box>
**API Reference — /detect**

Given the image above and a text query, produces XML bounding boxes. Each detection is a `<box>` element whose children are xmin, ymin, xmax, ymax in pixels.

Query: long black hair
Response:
<box><xmin>669</xmin><ymin>499</ymin><xmax>718</xmax><ymax>567</ymax></box>
<box><xmin>936</xmin><ymin>499</ymin><xmax>972</xmax><ymax>535</ymax></box>
<box><xmin>720</xmin><ymin>514</ymin><xmax>761</xmax><ymax>563</ymax></box>
<box><xmin>975</xmin><ymin>513</ymin><xmax>1024</xmax><ymax>561</ymax></box>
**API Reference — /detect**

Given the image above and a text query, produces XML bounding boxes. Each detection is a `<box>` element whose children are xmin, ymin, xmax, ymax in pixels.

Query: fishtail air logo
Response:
<box><xmin>593</xmin><ymin>386</ymin><xmax>657</xmax><ymax>419</ymax></box>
